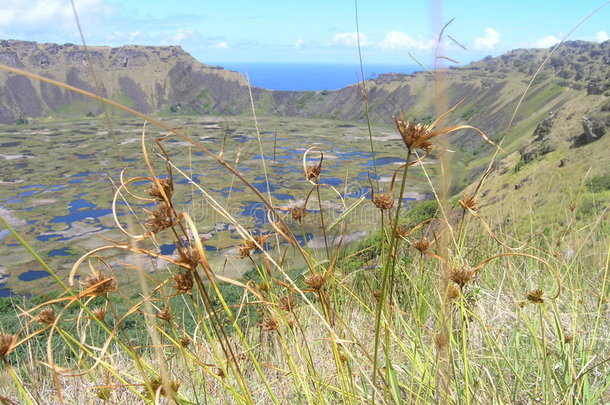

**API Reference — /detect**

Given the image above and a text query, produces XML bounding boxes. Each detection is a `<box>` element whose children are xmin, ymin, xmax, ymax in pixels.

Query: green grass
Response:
<box><xmin>1</xmin><ymin>31</ymin><xmax>609</xmax><ymax>405</ymax></box>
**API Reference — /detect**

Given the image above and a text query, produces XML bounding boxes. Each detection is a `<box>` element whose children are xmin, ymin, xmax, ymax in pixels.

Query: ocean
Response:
<box><xmin>213</xmin><ymin>62</ymin><xmax>420</xmax><ymax>91</ymax></box>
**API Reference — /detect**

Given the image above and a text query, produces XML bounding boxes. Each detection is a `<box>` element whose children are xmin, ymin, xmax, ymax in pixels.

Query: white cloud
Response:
<box><xmin>531</xmin><ymin>35</ymin><xmax>560</xmax><ymax>48</ymax></box>
<box><xmin>213</xmin><ymin>41</ymin><xmax>229</xmax><ymax>50</ymax></box>
<box><xmin>0</xmin><ymin>8</ymin><xmax>18</xmax><ymax>26</ymax></box>
<box><xmin>169</xmin><ymin>28</ymin><xmax>198</xmax><ymax>43</ymax></box>
<box><xmin>474</xmin><ymin>28</ymin><xmax>500</xmax><ymax>50</ymax></box>
<box><xmin>378</xmin><ymin>31</ymin><xmax>432</xmax><ymax>51</ymax></box>
<box><xmin>294</xmin><ymin>39</ymin><xmax>304</xmax><ymax>48</ymax></box>
<box><xmin>331</xmin><ymin>32</ymin><xmax>371</xmax><ymax>47</ymax></box>
<box><xmin>107</xmin><ymin>30</ymin><xmax>144</xmax><ymax>43</ymax></box>
<box><xmin>595</xmin><ymin>30</ymin><xmax>609</xmax><ymax>42</ymax></box>
<box><xmin>0</xmin><ymin>0</ymin><xmax>111</xmax><ymax>29</ymax></box>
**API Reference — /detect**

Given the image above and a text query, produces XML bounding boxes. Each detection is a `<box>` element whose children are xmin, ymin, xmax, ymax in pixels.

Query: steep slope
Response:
<box><xmin>0</xmin><ymin>40</ymin><xmax>253</xmax><ymax>123</ymax></box>
<box><xmin>0</xmin><ymin>39</ymin><xmax>608</xmax><ymax>214</ymax></box>
<box><xmin>269</xmin><ymin>41</ymin><xmax>609</xmax><ymax>150</ymax></box>
<box><xmin>1</xmin><ymin>39</ymin><xmax>607</xmax><ymax>153</ymax></box>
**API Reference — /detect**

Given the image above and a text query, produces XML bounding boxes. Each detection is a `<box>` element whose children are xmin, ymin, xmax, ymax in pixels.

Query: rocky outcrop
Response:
<box><xmin>587</xmin><ymin>78</ymin><xmax>610</xmax><ymax>95</ymax></box>
<box><xmin>581</xmin><ymin>114</ymin><xmax>608</xmax><ymax>143</ymax></box>
<box><xmin>0</xmin><ymin>39</ymin><xmax>609</xmax><ymax>157</ymax></box>
<box><xmin>519</xmin><ymin>111</ymin><xmax>557</xmax><ymax>163</ymax></box>
<box><xmin>0</xmin><ymin>40</ymin><xmax>250</xmax><ymax>124</ymax></box>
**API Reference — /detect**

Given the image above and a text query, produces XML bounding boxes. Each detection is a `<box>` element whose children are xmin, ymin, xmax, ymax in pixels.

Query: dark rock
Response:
<box><xmin>581</xmin><ymin>115</ymin><xmax>608</xmax><ymax>143</ymax></box>
<box><xmin>375</xmin><ymin>73</ymin><xmax>410</xmax><ymax>83</ymax></box>
<box><xmin>587</xmin><ymin>78</ymin><xmax>609</xmax><ymax>95</ymax></box>
<box><xmin>532</xmin><ymin>111</ymin><xmax>555</xmax><ymax>141</ymax></box>
<box><xmin>519</xmin><ymin>111</ymin><xmax>557</xmax><ymax>163</ymax></box>
<box><xmin>0</xmin><ymin>51</ymin><xmax>24</xmax><ymax>68</ymax></box>
<box><xmin>111</xmin><ymin>47</ymin><xmax>149</xmax><ymax>68</ymax></box>
<box><xmin>43</xmin><ymin>44</ymin><xmax>63</xmax><ymax>55</ymax></box>
<box><xmin>29</xmin><ymin>51</ymin><xmax>50</xmax><ymax>68</ymax></box>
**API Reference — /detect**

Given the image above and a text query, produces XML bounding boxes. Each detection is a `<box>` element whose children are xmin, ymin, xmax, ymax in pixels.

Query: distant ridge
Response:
<box><xmin>0</xmin><ymin>39</ymin><xmax>608</xmax><ymax>153</ymax></box>
<box><xmin>0</xmin><ymin>40</ymin><xmax>252</xmax><ymax>123</ymax></box>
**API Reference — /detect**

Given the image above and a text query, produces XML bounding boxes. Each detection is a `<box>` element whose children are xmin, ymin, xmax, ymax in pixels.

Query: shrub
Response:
<box><xmin>587</xmin><ymin>173</ymin><xmax>610</xmax><ymax>192</ymax></box>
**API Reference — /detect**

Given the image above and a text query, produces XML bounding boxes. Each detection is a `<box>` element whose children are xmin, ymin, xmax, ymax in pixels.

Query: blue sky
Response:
<box><xmin>0</xmin><ymin>0</ymin><xmax>608</xmax><ymax>65</ymax></box>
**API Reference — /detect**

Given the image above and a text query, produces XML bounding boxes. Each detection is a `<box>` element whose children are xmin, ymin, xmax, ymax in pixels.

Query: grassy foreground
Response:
<box><xmin>0</xmin><ymin>109</ymin><xmax>608</xmax><ymax>404</ymax></box>
<box><xmin>0</xmin><ymin>42</ymin><xmax>609</xmax><ymax>405</ymax></box>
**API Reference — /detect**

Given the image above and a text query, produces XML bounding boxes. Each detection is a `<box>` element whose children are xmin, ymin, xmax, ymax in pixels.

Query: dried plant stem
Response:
<box><xmin>372</xmin><ymin>148</ymin><xmax>413</xmax><ymax>395</ymax></box>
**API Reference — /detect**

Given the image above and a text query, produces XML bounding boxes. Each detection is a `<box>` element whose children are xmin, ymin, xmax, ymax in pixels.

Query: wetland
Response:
<box><xmin>0</xmin><ymin>115</ymin><xmax>435</xmax><ymax>296</ymax></box>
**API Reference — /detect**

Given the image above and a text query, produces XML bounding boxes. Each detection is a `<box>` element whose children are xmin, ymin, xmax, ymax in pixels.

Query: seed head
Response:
<box><xmin>83</xmin><ymin>273</ymin><xmax>117</xmax><ymax>296</ymax></box>
<box><xmin>172</xmin><ymin>271</ymin><xmax>194</xmax><ymax>295</ymax></box>
<box><xmin>178</xmin><ymin>246</ymin><xmax>200</xmax><ymax>270</ymax></box>
<box><xmin>413</xmin><ymin>237</ymin><xmax>431</xmax><ymax>255</ymax></box>
<box><xmin>304</xmin><ymin>272</ymin><xmax>326</xmax><ymax>291</ymax></box>
<box><xmin>526</xmin><ymin>289</ymin><xmax>545</xmax><ymax>304</ymax></box>
<box><xmin>445</xmin><ymin>283</ymin><xmax>461</xmax><ymax>301</ymax></box>
<box><xmin>372</xmin><ymin>192</ymin><xmax>394</xmax><ymax>211</ymax></box>
<box><xmin>278</xmin><ymin>294</ymin><xmax>297</xmax><ymax>312</ymax></box>
<box><xmin>149</xmin><ymin>377</ymin><xmax>180</xmax><ymax>398</ymax></box>
<box><xmin>305</xmin><ymin>164</ymin><xmax>321</xmax><ymax>180</ymax></box>
<box><xmin>447</xmin><ymin>265</ymin><xmax>476</xmax><ymax>289</ymax></box>
<box><xmin>257</xmin><ymin>281</ymin><xmax>271</xmax><ymax>293</ymax></box>
<box><xmin>146</xmin><ymin>177</ymin><xmax>174</xmax><ymax>201</ymax></box>
<box><xmin>238</xmin><ymin>234</ymin><xmax>269</xmax><ymax>258</ymax></box>
<box><xmin>459</xmin><ymin>195</ymin><xmax>479</xmax><ymax>211</ymax></box>
<box><xmin>569</xmin><ymin>201</ymin><xmax>577</xmax><ymax>212</ymax></box>
<box><xmin>261</xmin><ymin>317</ymin><xmax>279</xmax><ymax>332</ymax></box>
<box><xmin>434</xmin><ymin>332</ymin><xmax>449</xmax><ymax>350</ymax></box>
<box><xmin>290</xmin><ymin>203</ymin><xmax>307</xmax><ymax>222</ymax></box>
<box><xmin>91</xmin><ymin>307</ymin><xmax>107</xmax><ymax>322</ymax></box>
<box><xmin>36</xmin><ymin>308</ymin><xmax>56</xmax><ymax>325</ymax></box>
<box><xmin>238</xmin><ymin>245</ymin><xmax>252</xmax><ymax>259</ymax></box>
<box><xmin>0</xmin><ymin>333</ymin><xmax>16</xmax><ymax>360</ymax></box>
<box><xmin>145</xmin><ymin>204</ymin><xmax>174</xmax><ymax>234</ymax></box>
<box><xmin>156</xmin><ymin>306</ymin><xmax>173</xmax><ymax>322</ymax></box>
<box><xmin>393</xmin><ymin>116</ymin><xmax>434</xmax><ymax>152</ymax></box>
<box><xmin>180</xmin><ymin>335</ymin><xmax>190</xmax><ymax>348</ymax></box>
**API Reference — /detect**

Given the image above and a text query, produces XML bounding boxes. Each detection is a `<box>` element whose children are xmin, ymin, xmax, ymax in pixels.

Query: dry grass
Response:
<box><xmin>1</xmin><ymin>9</ymin><xmax>609</xmax><ymax>405</ymax></box>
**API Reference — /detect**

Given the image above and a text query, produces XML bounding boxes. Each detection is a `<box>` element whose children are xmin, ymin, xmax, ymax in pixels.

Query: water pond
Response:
<box><xmin>0</xmin><ymin>116</ymin><xmax>436</xmax><ymax>295</ymax></box>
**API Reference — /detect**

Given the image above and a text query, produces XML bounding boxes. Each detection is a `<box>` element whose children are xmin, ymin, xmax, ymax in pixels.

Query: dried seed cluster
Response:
<box><xmin>304</xmin><ymin>273</ymin><xmax>326</xmax><ymax>291</ymax></box>
<box><xmin>261</xmin><ymin>317</ymin><xmax>279</xmax><ymax>332</ymax></box>
<box><xmin>146</xmin><ymin>204</ymin><xmax>175</xmax><ymax>234</ymax></box>
<box><xmin>290</xmin><ymin>203</ymin><xmax>307</xmax><ymax>222</ymax></box>
<box><xmin>278</xmin><ymin>294</ymin><xmax>297</xmax><ymax>312</ymax></box>
<box><xmin>0</xmin><ymin>333</ymin><xmax>16</xmax><ymax>359</ymax></box>
<box><xmin>147</xmin><ymin>177</ymin><xmax>174</xmax><ymax>201</ymax></box>
<box><xmin>413</xmin><ymin>237</ymin><xmax>431</xmax><ymax>254</ymax></box>
<box><xmin>173</xmin><ymin>271</ymin><xmax>194</xmax><ymax>295</ymax></box>
<box><xmin>526</xmin><ymin>289</ymin><xmax>545</xmax><ymax>304</ymax></box>
<box><xmin>178</xmin><ymin>246</ymin><xmax>201</xmax><ymax>269</ymax></box>
<box><xmin>83</xmin><ymin>273</ymin><xmax>117</xmax><ymax>296</ymax></box>
<box><xmin>447</xmin><ymin>265</ymin><xmax>476</xmax><ymax>288</ymax></box>
<box><xmin>305</xmin><ymin>164</ymin><xmax>321</xmax><ymax>180</ymax></box>
<box><xmin>459</xmin><ymin>195</ymin><xmax>479</xmax><ymax>211</ymax></box>
<box><xmin>393</xmin><ymin>117</ymin><xmax>434</xmax><ymax>152</ymax></box>
<box><xmin>238</xmin><ymin>234</ymin><xmax>269</xmax><ymax>258</ymax></box>
<box><xmin>157</xmin><ymin>306</ymin><xmax>173</xmax><ymax>322</ymax></box>
<box><xmin>36</xmin><ymin>308</ymin><xmax>56</xmax><ymax>325</ymax></box>
<box><xmin>372</xmin><ymin>192</ymin><xmax>394</xmax><ymax>211</ymax></box>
